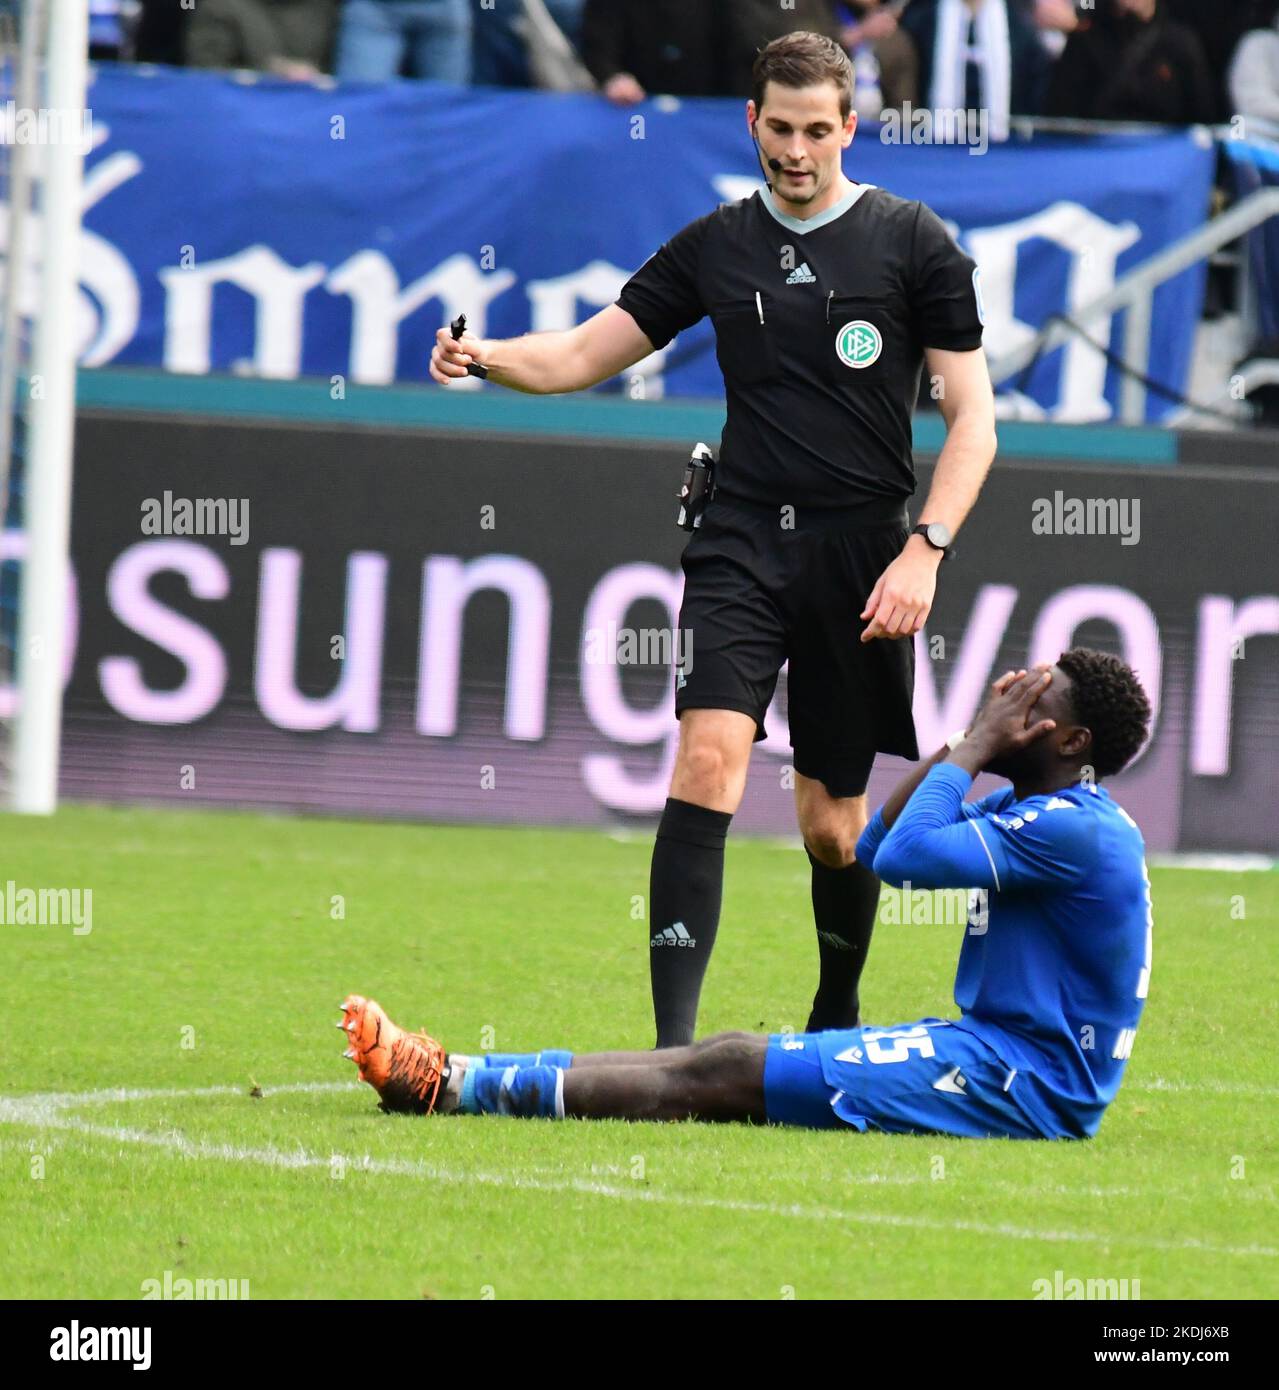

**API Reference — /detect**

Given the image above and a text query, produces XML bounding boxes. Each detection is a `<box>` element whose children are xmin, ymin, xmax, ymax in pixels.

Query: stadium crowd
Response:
<box><xmin>79</xmin><ymin>0</ymin><xmax>1279</xmax><ymax>131</ymax></box>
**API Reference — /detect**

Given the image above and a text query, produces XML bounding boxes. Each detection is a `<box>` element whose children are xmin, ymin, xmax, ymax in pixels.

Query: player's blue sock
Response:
<box><xmin>459</xmin><ymin>1064</ymin><xmax>564</xmax><ymax>1118</ymax></box>
<box><xmin>479</xmin><ymin>1049</ymin><xmax>574</xmax><ymax>1069</ymax></box>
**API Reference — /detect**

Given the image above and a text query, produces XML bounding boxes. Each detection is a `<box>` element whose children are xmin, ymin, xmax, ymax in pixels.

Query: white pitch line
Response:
<box><xmin>1130</xmin><ymin>1077</ymin><xmax>1279</xmax><ymax>1099</ymax></box>
<box><xmin>1</xmin><ymin>1083</ymin><xmax>1274</xmax><ymax>1260</ymax></box>
<box><xmin>0</xmin><ymin>1081</ymin><xmax>357</xmax><ymax>1128</ymax></box>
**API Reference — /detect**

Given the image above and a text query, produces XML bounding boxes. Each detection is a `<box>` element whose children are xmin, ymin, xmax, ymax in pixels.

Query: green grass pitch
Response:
<box><xmin>3</xmin><ymin>804</ymin><xmax>1276</xmax><ymax>1300</ymax></box>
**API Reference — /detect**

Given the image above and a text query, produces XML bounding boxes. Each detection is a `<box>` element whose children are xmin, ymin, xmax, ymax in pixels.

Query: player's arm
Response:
<box><xmin>913</xmin><ymin>344</ymin><xmax>997</xmax><ymax>541</ymax></box>
<box><xmin>873</xmin><ymin>764</ymin><xmax>1096</xmax><ymax>893</ymax></box>
<box><xmin>429</xmin><ymin>303</ymin><xmax>657</xmax><ymax>396</ymax></box>
<box><xmin>873</xmin><ymin>670</ymin><xmax>1093</xmax><ymax>891</ymax></box>
<box><xmin>859</xmin><ymin>347</ymin><xmax>996</xmax><ymax>643</ymax></box>
<box><xmin>431</xmin><ymin>217</ymin><xmax>708</xmax><ymax>396</ymax></box>
<box><xmin>854</xmin><ymin>667</ymin><xmax>1023</xmax><ymax>864</ymax></box>
<box><xmin>862</xmin><ymin>202</ymin><xmax>995</xmax><ymax>644</ymax></box>
<box><xmin>432</xmin><ymin>216</ymin><xmax>708</xmax><ymax>395</ymax></box>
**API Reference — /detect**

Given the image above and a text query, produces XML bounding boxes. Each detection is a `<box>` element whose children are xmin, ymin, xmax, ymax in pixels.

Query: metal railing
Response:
<box><xmin>986</xmin><ymin>185</ymin><xmax>1279</xmax><ymax>426</ymax></box>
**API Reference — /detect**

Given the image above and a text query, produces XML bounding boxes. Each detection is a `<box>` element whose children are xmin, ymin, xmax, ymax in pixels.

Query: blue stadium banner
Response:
<box><xmin>72</xmin><ymin>66</ymin><xmax>1215</xmax><ymax>421</ymax></box>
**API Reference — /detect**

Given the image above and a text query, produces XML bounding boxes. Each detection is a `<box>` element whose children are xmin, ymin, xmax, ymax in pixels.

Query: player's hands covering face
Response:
<box><xmin>964</xmin><ymin>666</ymin><xmax>1057</xmax><ymax>762</ymax></box>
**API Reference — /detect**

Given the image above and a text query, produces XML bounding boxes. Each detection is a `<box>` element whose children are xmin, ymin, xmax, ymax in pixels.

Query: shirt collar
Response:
<box><xmin>758</xmin><ymin>180</ymin><xmax>876</xmax><ymax>235</ymax></box>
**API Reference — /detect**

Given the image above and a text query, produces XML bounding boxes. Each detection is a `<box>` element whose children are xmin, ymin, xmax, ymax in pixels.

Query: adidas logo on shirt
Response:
<box><xmin>650</xmin><ymin>921</ymin><xmax>696</xmax><ymax>948</ymax></box>
<box><xmin>785</xmin><ymin>262</ymin><xmax>817</xmax><ymax>284</ymax></box>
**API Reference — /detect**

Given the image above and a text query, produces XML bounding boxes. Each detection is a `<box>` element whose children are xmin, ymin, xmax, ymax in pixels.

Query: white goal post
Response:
<box><xmin>5</xmin><ymin>0</ymin><xmax>87</xmax><ymax>814</ymax></box>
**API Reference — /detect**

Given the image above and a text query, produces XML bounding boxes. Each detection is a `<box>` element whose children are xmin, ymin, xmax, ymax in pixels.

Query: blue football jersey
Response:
<box><xmin>858</xmin><ymin>764</ymin><xmax>1153</xmax><ymax>1138</ymax></box>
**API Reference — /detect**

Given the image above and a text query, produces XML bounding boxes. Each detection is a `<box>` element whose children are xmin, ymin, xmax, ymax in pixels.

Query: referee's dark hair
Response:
<box><xmin>752</xmin><ymin>30</ymin><xmax>855</xmax><ymax>121</ymax></box>
<box><xmin>1056</xmin><ymin>647</ymin><xmax>1153</xmax><ymax>780</ymax></box>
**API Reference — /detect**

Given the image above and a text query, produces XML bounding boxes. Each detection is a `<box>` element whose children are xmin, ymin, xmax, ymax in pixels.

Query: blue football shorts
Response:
<box><xmin>762</xmin><ymin>1018</ymin><xmax>1051</xmax><ymax>1140</ymax></box>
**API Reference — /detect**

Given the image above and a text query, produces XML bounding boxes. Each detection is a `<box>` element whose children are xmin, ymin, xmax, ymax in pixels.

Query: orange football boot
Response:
<box><xmin>338</xmin><ymin>994</ymin><xmax>449</xmax><ymax>1114</ymax></box>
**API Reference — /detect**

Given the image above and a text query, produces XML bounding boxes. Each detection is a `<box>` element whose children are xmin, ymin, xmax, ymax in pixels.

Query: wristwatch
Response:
<box><xmin>912</xmin><ymin>521</ymin><xmax>954</xmax><ymax>560</ymax></box>
<box><xmin>946</xmin><ymin>728</ymin><xmax>967</xmax><ymax>751</ymax></box>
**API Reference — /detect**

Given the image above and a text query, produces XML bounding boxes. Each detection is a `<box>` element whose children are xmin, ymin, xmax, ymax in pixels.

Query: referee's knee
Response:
<box><xmin>804</xmin><ymin>832</ymin><xmax>858</xmax><ymax>870</ymax></box>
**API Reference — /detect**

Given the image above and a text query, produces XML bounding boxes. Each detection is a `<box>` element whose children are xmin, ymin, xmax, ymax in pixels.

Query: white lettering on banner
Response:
<box><xmin>965</xmin><ymin>202</ymin><xmax>1140</xmax><ymax>422</ymax></box>
<box><xmin>417</xmin><ymin>555</ymin><xmax>550</xmax><ymax>741</ymax></box>
<box><xmin>71</xmin><ymin>542</ymin><xmax>1279</xmax><ymax>796</ymax></box>
<box><xmin>99</xmin><ymin>541</ymin><xmax>229</xmax><ymax>725</ymax></box>
<box><xmin>255</xmin><ymin>549</ymin><xmax>388</xmax><ymax>733</ymax></box>
<box><xmin>70</xmin><ymin>123</ymin><xmax>143</xmax><ymax>365</ymax></box>
<box><xmin>65</xmin><ymin>120</ymin><xmax>1172</xmax><ymax>419</ymax></box>
<box><xmin>328</xmin><ymin>251</ymin><xmax>515</xmax><ymax>386</ymax></box>
<box><xmin>580</xmin><ymin>563</ymin><xmax>682</xmax><ymax>813</ymax></box>
<box><xmin>1192</xmin><ymin>596</ymin><xmax>1279</xmax><ymax>776</ymax></box>
<box><xmin>160</xmin><ymin>245</ymin><xmax>327</xmax><ymax>378</ymax></box>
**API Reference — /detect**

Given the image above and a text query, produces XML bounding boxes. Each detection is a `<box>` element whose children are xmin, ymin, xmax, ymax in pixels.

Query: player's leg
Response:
<box><xmin>655</xmin><ymin>506</ymin><xmax>788</xmax><ymax>1048</ymax></box>
<box><xmin>457</xmin><ymin>1040</ymin><xmax>704</xmax><ymax>1071</ymax></box>
<box><xmin>562</xmin><ymin>1032</ymin><xmax>768</xmax><ymax>1121</ymax></box>
<box><xmin>445</xmin><ymin>1033</ymin><xmax>769</xmax><ymax>1122</ymax></box>
<box><xmin>793</xmin><ymin>771</ymin><xmax>878</xmax><ymax>1031</ymax></box>
<box><xmin>339</xmin><ymin>998</ymin><xmax>769</xmax><ymax>1122</ymax></box>
<box><xmin>648</xmin><ymin>708</ymin><xmax>755</xmax><ymax>1047</ymax></box>
<box><xmin>784</xmin><ymin>510</ymin><xmax>916</xmax><ymax>1032</ymax></box>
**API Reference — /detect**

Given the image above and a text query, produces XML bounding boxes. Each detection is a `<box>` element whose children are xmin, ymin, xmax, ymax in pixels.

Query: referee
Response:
<box><xmin>430</xmin><ymin>30</ymin><xmax>997</xmax><ymax>1048</ymax></box>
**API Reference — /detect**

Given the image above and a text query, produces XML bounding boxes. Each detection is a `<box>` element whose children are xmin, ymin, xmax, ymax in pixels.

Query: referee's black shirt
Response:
<box><xmin>615</xmin><ymin>182</ymin><xmax>984</xmax><ymax>512</ymax></box>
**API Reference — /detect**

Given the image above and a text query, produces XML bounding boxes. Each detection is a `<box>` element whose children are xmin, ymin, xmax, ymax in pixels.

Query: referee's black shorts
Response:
<box><xmin>674</xmin><ymin>492</ymin><xmax>921</xmax><ymax>798</ymax></box>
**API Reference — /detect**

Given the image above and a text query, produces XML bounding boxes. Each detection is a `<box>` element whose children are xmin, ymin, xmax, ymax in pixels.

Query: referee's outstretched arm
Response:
<box><xmin>859</xmin><ymin>346</ymin><xmax>997</xmax><ymax>645</ymax></box>
<box><xmin>429</xmin><ymin>304</ymin><xmax>656</xmax><ymax>396</ymax></box>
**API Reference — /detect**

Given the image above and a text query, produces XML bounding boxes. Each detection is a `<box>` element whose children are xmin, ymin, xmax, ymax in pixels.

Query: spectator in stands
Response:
<box><xmin>334</xmin><ymin>0</ymin><xmax>471</xmax><ymax>82</ymax></box>
<box><xmin>89</xmin><ymin>0</ymin><xmax>138</xmax><ymax>59</ymax></box>
<box><xmin>580</xmin><ymin>0</ymin><xmax>725</xmax><ymax>103</ymax></box>
<box><xmin>720</xmin><ymin>1</ymin><xmax>846</xmax><ymax>101</ymax></box>
<box><xmin>1167</xmin><ymin>0</ymin><xmax>1261</xmax><ymax>122</ymax></box>
<box><xmin>186</xmin><ymin>0</ymin><xmax>337</xmax><ymax>78</ymax></box>
<box><xmin>1230</xmin><ymin>1</ymin><xmax>1279</xmax><ymax>126</ymax></box>
<box><xmin>135</xmin><ymin>0</ymin><xmax>190</xmax><ymax>66</ymax></box>
<box><xmin>1029</xmin><ymin>0</ymin><xmax>1078</xmax><ymax>61</ymax></box>
<box><xmin>903</xmin><ymin>0</ymin><xmax>1048</xmax><ymax>138</ymax></box>
<box><xmin>471</xmin><ymin>0</ymin><xmax>585</xmax><ymax>90</ymax></box>
<box><xmin>833</xmin><ymin>1</ymin><xmax>919</xmax><ymax>116</ymax></box>
<box><xmin>1044</xmin><ymin>0</ymin><xmax>1216</xmax><ymax>126</ymax></box>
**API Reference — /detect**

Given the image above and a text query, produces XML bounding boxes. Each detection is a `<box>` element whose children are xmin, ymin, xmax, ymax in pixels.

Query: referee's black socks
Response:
<box><xmin>649</xmin><ymin>797</ymin><xmax>733</xmax><ymax>1048</ymax></box>
<box><xmin>805</xmin><ymin>848</ymin><xmax>881</xmax><ymax>1033</ymax></box>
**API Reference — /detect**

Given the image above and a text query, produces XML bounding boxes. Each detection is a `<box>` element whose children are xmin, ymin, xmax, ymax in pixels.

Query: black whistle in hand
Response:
<box><xmin>449</xmin><ymin>314</ymin><xmax>489</xmax><ymax>379</ymax></box>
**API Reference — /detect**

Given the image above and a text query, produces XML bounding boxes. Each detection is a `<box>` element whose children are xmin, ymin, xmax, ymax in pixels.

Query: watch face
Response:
<box><xmin>926</xmin><ymin>522</ymin><xmax>952</xmax><ymax>550</ymax></box>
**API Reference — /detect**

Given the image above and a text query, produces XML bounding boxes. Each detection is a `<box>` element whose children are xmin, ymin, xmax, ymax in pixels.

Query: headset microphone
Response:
<box><xmin>751</xmin><ymin>123</ymin><xmax>782</xmax><ymax>185</ymax></box>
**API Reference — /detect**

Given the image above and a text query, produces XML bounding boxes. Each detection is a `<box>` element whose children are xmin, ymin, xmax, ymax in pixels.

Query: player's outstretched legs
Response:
<box><xmin>338</xmin><ymin>996</ymin><xmax>767</xmax><ymax>1122</ymax></box>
